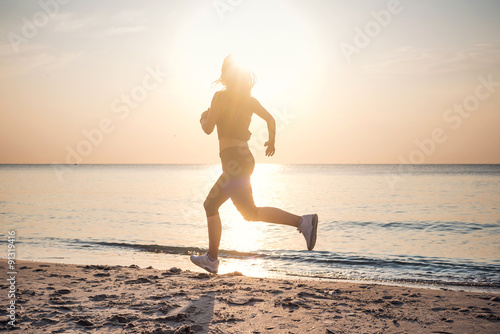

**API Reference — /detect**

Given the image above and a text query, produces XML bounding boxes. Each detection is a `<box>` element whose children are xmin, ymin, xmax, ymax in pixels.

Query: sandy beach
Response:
<box><xmin>1</xmin><ymin>260</ymin><xmax>499</xmax><ymax>333</ymax></box>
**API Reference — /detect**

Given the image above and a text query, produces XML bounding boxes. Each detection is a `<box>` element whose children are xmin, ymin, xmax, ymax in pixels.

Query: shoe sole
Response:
<box><xmin>203</xmin><ymin>267</ymin><xmax>217</xmax><ymax>274</ymax></box>
<box><xmin>308</xmin><ymin>214</ymin><xmax>318</xmax><ymax>251</ymax></box>
<box><xmin>190</xmin><ymin>256</ymin><xmax>218</xmax><ymax>274</ymax></box>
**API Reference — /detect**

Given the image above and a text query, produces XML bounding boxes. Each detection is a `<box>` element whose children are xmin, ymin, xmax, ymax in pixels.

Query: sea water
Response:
<box><xmin>1</xmin><ymin>164</ymin><xmax>499</xmax><ymax>291</ymax></box>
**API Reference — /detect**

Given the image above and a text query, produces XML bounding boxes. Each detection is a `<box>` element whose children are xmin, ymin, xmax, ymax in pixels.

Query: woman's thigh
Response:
<box><xmin>230</xmin><ymin>178</ymin><xmax>258</xmax><ymax>221</ymax></box>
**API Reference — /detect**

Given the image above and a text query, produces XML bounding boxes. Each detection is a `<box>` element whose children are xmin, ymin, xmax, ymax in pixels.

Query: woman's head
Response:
<box><xmin>216</xmin><ymin>54</ymin><xmax>255</xmax><ymax>97</ymax></box>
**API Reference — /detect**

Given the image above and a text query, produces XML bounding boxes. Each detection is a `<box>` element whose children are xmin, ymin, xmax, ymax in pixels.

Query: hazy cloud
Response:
<box><xmin>365</xmin><ymin>41</ymin><xmax>500</xmax><ymax>74</ymax></box>
<box><xmin>53</xmin><ymin>13</ymin><xmax>100</xmax><ymax>33</ymax></box>
<box><xmin>110</xmin><ymin>10</ymin><xmax>146</xmax><ymax>24</ymax></box>
<box><xmin>105</xmin><ymin>25</ymin><xmax>148</xmax><ymax>36</ymax></box>
<box><xmin>0</xmin><ymin>42</ymin><xmax>83</xmax><ymax>79</ymax></box>
<box><xmin>0</xmin><ymin>51</ymin><xmax>53</xmax><ymax>78</ymax></box>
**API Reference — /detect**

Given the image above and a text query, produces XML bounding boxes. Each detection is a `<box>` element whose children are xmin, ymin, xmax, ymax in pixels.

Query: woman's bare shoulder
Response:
<box><xmin>214</xmin><ymin>90</ymin><xmax>227</xmax><ymax>97</ymax></box>
<box><xmin>213</xmin><ymin>90</ymin><xmax>228</xmax><ymax>102</ymax></box>
<box><xmin>248</xmin><ymin>96</ymin><xmax>264</xmax><ymax>109</ymax></box>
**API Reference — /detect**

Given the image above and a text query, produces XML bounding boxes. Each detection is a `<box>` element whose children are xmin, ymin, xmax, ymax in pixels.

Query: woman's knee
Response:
<box><xmin>203</xmin><ymin>198</ymin><xmax>219</xmax><ymax>217</ymax></box>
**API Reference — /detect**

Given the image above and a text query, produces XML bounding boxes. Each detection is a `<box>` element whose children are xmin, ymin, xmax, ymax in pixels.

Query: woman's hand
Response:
<box><xmin>200</xmin><ymin>109</ymin><xmax>209</xmax><ymax>123</ymax></box>
<box><xmin>264</xmin><ymin>140</ymin><xmax>275</xmax><ymax>157</ymax></box>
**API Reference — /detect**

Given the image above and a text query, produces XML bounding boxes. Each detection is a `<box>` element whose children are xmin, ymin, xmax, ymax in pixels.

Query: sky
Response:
<box><xmin>0</xmin><ymin>0</ymin><xmax>499</xmax><ymax>164</ymax></box>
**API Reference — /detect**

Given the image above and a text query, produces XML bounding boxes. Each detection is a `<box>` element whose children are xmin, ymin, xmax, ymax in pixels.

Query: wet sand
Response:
<box><xmin>1</xmin><ymin>260</ymin><xmax>499</xmax><ymax>333</ymax></box>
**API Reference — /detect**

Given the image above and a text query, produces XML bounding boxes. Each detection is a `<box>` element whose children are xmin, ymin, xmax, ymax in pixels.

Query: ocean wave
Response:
<box><xmin>85</xmin><ymin>240</ymin><xmax>500</xmax><ymax>288</ymax></box>
<box><xmin>92</xmin><ymin>241</ymin><xmax>266</xmax><ymax>259</ymax></box>
<box><xmin>322</xmin><ymin>220</ymin><xmax>500</xmax><ymax>234</ymax></box>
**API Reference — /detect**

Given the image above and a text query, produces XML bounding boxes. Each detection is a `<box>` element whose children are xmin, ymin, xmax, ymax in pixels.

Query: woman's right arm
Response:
<box><xmin>200</xmin><ymin>93</ymin><xmax>221</xmax><ymax>135</ymax></box>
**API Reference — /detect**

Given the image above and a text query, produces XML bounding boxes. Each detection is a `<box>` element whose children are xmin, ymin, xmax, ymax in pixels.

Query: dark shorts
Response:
<box><xmin>220</xmin><ymin>146</ymin><xmax>255</xmax><ymax>177</ymax></box>
<box><xmin>203</xmin><ymin>146</ymin><xmax>259</xmax><ymax>221</ymax></box>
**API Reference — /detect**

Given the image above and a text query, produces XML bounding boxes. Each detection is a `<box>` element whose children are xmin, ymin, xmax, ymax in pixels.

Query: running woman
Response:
<box><xmin>190</xmin><ymin>55</ymin><xmax>318</xmax><ymax>274</ymax></box>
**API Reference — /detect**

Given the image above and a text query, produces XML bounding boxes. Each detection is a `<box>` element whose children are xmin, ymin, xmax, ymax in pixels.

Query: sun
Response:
<box><xmin>178</xmin><ymin>0</ymin><xmax>318</xmax><ymax>104</ymax></box>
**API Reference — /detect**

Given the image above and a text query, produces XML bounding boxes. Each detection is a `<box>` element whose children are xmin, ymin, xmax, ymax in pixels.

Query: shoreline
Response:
<box><xmin>7</xmin><ymin>255</ymin><xmax>500</xmax><ymax>294</ymax></box>
<box><xmin>2</xmin><ymin>260</ymin><xmax>499</xmax><ymax>333</ymax></box>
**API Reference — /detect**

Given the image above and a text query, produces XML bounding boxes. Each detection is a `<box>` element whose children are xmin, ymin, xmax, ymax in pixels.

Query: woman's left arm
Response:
<box><xmin>253</xmin><ymin>99</ymin><xmax>276</xmax><ymax>156</ymax></box>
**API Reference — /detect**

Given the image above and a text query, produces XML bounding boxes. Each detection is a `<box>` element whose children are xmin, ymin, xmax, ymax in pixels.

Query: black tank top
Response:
<box><xmin>216</xmin><ymin>94</ymin><xmax>255</xmax><ymax>141</ymax></box>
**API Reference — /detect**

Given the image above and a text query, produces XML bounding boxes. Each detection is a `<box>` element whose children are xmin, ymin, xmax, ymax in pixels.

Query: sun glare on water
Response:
<box><xmin>214</xmin><ymin>164</ymin><xmax>285</xmax><ymax>276</ymax></box>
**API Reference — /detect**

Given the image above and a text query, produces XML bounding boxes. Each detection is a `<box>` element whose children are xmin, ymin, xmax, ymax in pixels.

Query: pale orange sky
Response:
<box><xmin>1</xmin><ymin>0</ymin><xmax>499</xmax><ymax>164</ymax></box>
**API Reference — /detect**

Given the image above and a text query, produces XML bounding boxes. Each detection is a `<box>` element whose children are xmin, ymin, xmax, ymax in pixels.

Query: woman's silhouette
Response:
<box><xmin>190</xmin><ymin>55</ymin><xmax>318</xmax><ymax>274</ymax></box>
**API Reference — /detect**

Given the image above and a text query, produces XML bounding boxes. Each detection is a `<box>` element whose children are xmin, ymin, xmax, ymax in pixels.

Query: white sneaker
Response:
<box><xmin>298</xmin><ymin>214</ymin><xmax>318</xmax><ymax>251</ymax></box>
<box><xmin>190</xmin><ymin>253</ymin><xmax>219</xmax><ymax>274</ymax></box>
